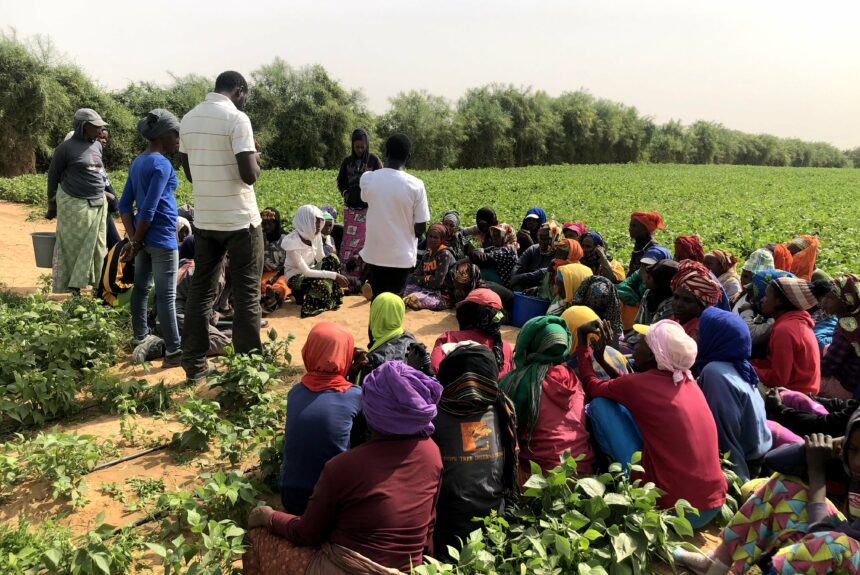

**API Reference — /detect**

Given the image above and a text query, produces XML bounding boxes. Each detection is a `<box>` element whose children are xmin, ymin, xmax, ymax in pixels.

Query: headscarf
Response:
<box><xmin>563</xmin><ymin>222</ymin><xmax>588</xmax><ymax>237</ymax></box>
<box><xmin>771</xmin><ymin>277</ymin><xmax>819</xmax><ymax>311</ymax></box>
<box><xmin>572</xmin><ymin>276</ymin><xmax>622</xmax><ymax>344</ymax></box>
<box><xmin>489</xmin><ymin>223</ymin><xmax>518</xmax><ymax>250</ymax></box>
<box><xmin>552</xmin><ymin>238</ymin><xmax>584</xmax><ymax>267</ymax></box>
<box><xmin>176</xmin><ymin>217</ymin><xmax>191</xmax><ymax>243</ymax></box>
<box><xmin>442</xmin><ymin>260</ymin><xmax>483</xmax><ymax>307</ymax></box>
<box><xmin>540</xmin><ymin>220</ymin><xmax>563</xmax><ymax>256</ymax></box>
<box><xmin>788</xmin><ymin>235</ymin><xmax>820</xmax><ymax>280</ymax></box>
<box><xmin>320</xmin><ymin>205</ymin><xmax>338</xmax><ymax>222</ymax></box>
<box><xmin>437</xmin><ymin>345</ymin><xmax>519</xmax><ymax>492</ymax></box>
<box><xmin>671</xmin><ymin>260</ymin><xmax>722</xmax><ymax>307</ymax></box>
<box><xmin>261</xmin><ymin>207</ymin><xmax>283</xmax><ymax>242</ymax></box>
<box><xmin>442</xmin><ymin>210</ymin><xmax>461</xmax><ymax>228</ymax></box>
<box><xmin>674</xmin><ymin>236</ymin><xmax>705</xmax><ymax>263</ymax></box>
<box><xmin>561</xmin><ymin>305</ymin><xmax>600</xmax><ymax>349</ymax></box>
<box><xmin>456</xmin><ymin>289</ymin><xmax>505</xmax><ymax>370</ymax></box>
<box><xmin>476</xmin><ymin>207</ymin><xmax>498</xmax><ymax>227</ymax></box>
<box><xmin>694</xmin><ymin>308</ymin><xmax>758</xmax><ymax>387</ymax></box>
<box><xmin>708</xmin><ymin>249</ymin><xmax>739</xmax><ymax>275</ymax></box>
<box><xmin>292</xmin><ymin>204</ymin><xmax>324</xmax><ymax>243</ymax></box>
<box><xmin>750</xmin><ymin>270</ymin><xmax>795</xmax><ymax>306</ymax></box>
<box><xmin>630</xmin><ymin>212</ymin><xmax>665</xmax><ymax>234</ymax></box>
<box><xmin>427</xmin><ymin>223</ymin><xmax>450</xmax><ymax>251</ymax></box>
<box><xmin>136</xmin><ymin>108</ymin><xmax>180</xmax><ymax>140</ymax></box>
<box><xmin>772</xmin><ymin>244</ymin><xmax>794</xmax><ymax>273</ymax></box>
<box><xmin>832</xmin><ymin>274</ymin><xmax>860</xmax><ymax>355</ymax></box>
<box><xmin>580</xmin><ymin>230</ymin><xmax>614</xmax><ymax>269</ymax></box>
<box><xmin>523</xmin><ymin>208</ymin><xmax>547</xmax><ymax>242</ymax></box>
<box><xmin>362</xmin><ymin>361</ymin><xmax>442</xmax><ymax>437</ymax></box>
<box><xmin>499</xmin><ymin>316</ymin><xmax>571</xmax><ymax>434</ymax></box>
<box><xmin>301</xmin><ymin>322</ymin><xmax>355</xmax><ymax>393</ymax></box>
<box><xmin>369</xmin><ymin>293</ymin><xmax>405</xmax><ymax>352</ymax></box>
<box><xmin>742</xmin><ymin>249</ymin><xmax>775</xmax><ymax>275</ymax></box>
<box><xmin>350</xmin><ymin>128</ymin><xmax>370</xmax><ymax>162</ymax></box>
<box><xmin>644</xmin><ymin>319</ymin><xmax>697</xmax><ymax>385</ymax></box>
<box><xmin>556</xmin><ymin>263</ymin><xmax>593</xmax><ymax>304</ymax></box>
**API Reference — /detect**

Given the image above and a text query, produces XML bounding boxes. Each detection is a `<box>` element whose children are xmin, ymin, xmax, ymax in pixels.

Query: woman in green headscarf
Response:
<box><xmin>499</xmin><ymin>316</ymin><xmax>595</xmax><ymax>476</ymax></box>
<box><xmin>362</xmin><ymin>293</ymin><xmax>430</xmax><ymax>380</ymax></box>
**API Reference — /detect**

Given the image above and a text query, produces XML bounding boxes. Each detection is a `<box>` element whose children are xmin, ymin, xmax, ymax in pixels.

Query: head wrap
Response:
<box><xmin>292</xmin><ymin>204</ymin><xmax>323</xmax><ymax>243</ymax></box>
<box><xmin>136</xmin><ymin>108</ymin><xmax>180</xmax><ymax>140</ymax></box>
<box><xmin>369</xmin><ymin>293</ymin><xmax>405</xmax><ymax>352</ymax></box>
<box><xmin>674</xmin><ymin>236</ymin><xmax>705</xmax><ymax>263</ymax></box>
<box><xmin>456</xmin><ymin>289</ymin><xmax>505</xmax><ymax>369</ymax></box>
<box><xmin>671</xmin><ymin>260</ymin><xmax>722</xmax><ymax>307</ymax></box>
<box><xmin>320</xmin><ymin>205</ymin><xmax>338</xmax><ymax>222</ymax></box>
<box><xmin>572</xmin><ymin>276</ymin><xmax>622</xmax><ymax>345</ymax></box>
<box><xmin>583</xmin><ymin>230</ymin><xmax>606</xmax><ymax>248</ymax></box>
<box><xmin>563</xmin><ymin>222</ymin><xmax>588</xmax><ymax>237</ymax></box>
<box><xmin>476</xmin><ymin>207</ymin><xmax>498</xmax><ymax>227</ymax></box>
<box><xmin>301</xmin><ymin>322</ymin><xmax>355</xmax><ymax>393</ymax></box>
<box><xmin>832</xmin><ymin>274</ymin><xmax>860</xmax><ymax>356</ymax></box>
<box><xmin>694</xmin><ymin>308</ymin><xmax>758</xmax><ymax>387</ymax></box>
<box><xmin>561</xmin><ymin>305</ymin><xmax>600</xmax><ymax>349</ymax></box>
<box><xmin>772</xmin><ymin>244</ymin><xmax>793</xmax><ymax>273</ymax></box>
<box><xmin>645</xmin><ymin>319</ymin><xmax>697</xmax><ymax>385</ymax></box>
<box><xmin>442</xmin><ymin>260</ymin><xmax>484</xmax><ymax>307</ymax></box>
<box><xmin>499</xmin><ymin>316</ymin><xmax>571</xmax><ymax>434</ymax></box>
<box><xmin>556</xmin><ymin>263</ymin><xmax>593</xmax><ymax>304</ymax></box>
<box><xmin>261</xmin><ymin>207</ymin><xmax>283</xmax><ymax>242</ymax></box>
<box><xmin>707</xmin><ymin>249</ymin><xmax>739</xmax><ymax>275</ymax></box>
<box><xmin>543</xmin><ymin>220</ymin><xmax>562</xmax><ymax>242</ymax></box>
<box><xmin>362</xmin><ymin>361</ymin><xmax>442</xmax><ymax>437</ymax></box>
<box><xmin>459</xmin><ymin>287</ymin><xmax>503</xmax><ymax>310</ymax></box>
<box><xmin>750</xmin><ymin>270</ymin><xmax>795</xmax><ymax>306</ymax></box>
<box><xmin>742</xmin><ymin>249</ymin><xmax>775</xmax><ymax>275</ymax></box>
<box><xmin>553</xmin><ymin>238</ymin><xmax>584</xmax><ymax>267</ymax></box>
<box><xmin>788</xmin><ymin>235</ymin><xmax>820</xmax><ymax>280</ymax></box>
<box><xmin>580</xmin><ymin>230</ymin><xmax>613</xmax><ymax>269</ymax></box>
<box><xmin>643</xmin><ymin>259</ymin><xmax>680</xmax><ymax>311</ymax></box>
<box><xmin>176</xmin><ymin>217</ymin><xmax>191</xmax><ymax>243</ymax></box>
<box><xmin>442</xmin><ymin>210</ymin><xmax>461</xmax><ymax>228</ymax></box>
<box><xmin>427</xmin><ymin>223</ymin><xmax>450</xmax><ymax>247</ymax></box>
<box><xmin>772</xmin><ymin>277</ymin><xmax>819</xmax><ymax>311</ymax></box>
<box><xmin>630</xmin><ymin>212</ymin><xmax>665</xmax><ymax>234</ymax></box>
<box><xmin>490</xmin><ymin>223</ymin><xmax>518</xmax><ymax>251</ymax></box>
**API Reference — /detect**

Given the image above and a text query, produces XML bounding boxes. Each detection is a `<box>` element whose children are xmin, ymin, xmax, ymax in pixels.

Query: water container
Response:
<box><xmin>31</xmin><ymin>232</ymin><xmax>56</xmax><ymax>269</ymax></box>
<box><xmin>511</xmin><ymin>292</ymin><xmax>550</xmax><ymax>328</ymax></box>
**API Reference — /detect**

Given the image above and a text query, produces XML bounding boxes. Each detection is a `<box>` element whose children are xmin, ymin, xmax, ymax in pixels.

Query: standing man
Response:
<box><xmin>179</xmin><ymin>71</ymin><xmax>262</xmax><ymax>383</ymax></box>
<box><xmin>46</xmin><ymin>108</ymin><xmax>110</xmax><ymax>295</ymax></box>
<box><xmin>359</xmin><ymin>134</ymin><xmax>430</xmax><ymax>299</ymax></box>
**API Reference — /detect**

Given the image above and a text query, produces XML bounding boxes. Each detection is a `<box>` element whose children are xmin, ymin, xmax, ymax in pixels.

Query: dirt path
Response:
<box><xmin>0</xmin><ymin>202</ymin><xmax>56</xmax><ymax>293</ymax></box>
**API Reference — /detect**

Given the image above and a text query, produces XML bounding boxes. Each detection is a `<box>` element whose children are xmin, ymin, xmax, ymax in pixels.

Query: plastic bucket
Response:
<box><xmin>511</xmin><ymin>292</ymin><xmax>550</xmax><ymax>328</ymax></box>
<box><xmin>31</xmin><ymin>232</ymin><xmax>56</xmax><ymax>269</ymax></box>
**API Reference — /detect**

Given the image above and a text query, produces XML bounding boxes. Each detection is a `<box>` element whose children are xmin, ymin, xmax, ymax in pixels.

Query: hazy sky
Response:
<box><xmin>4</xmin><ymin>0</ymin><xmax>858</xmax><ymax>148</ymax></box>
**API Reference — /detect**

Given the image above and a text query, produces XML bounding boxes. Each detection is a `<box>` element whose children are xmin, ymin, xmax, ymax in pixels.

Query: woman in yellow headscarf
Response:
<box><xmin>361</xmin><ymin>293</ymin><xmax>430</xmax><ymax>382</ymax></box>
<box><xmin>561</xmin><ymin>306</ymin><xmax>630</xmax><ymax>379</ymax></box>
<box><xmin>547</xmin><ymin>263</ymin><xmax>592</xmax><ymax>315</ymax></box>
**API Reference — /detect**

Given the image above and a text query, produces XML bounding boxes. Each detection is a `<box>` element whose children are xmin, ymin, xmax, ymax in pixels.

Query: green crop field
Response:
<box><xmin>2</xmin><ymin>163</ymin><xmax>859</xmax><ymax>272</ymax></box>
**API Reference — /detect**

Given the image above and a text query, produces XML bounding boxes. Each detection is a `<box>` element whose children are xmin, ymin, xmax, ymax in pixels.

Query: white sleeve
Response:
<box><xmin>285</xmin><ymin>249</ymin><xmax>337</xmax><ymax>281</ymax></box>
<box><xmin>413</xmin><ymin>184</ymin><xmax>431</xmax><ymax>224</ymax></box>
<box><xmin>231</xmin><ymin>112</ymin><xmax>256</xmax><ymax>154</ymax></box>
<box><xmin>359</xmin><ymin>171</ymin><xmax>372</xmax><ymax>203</ymax></box>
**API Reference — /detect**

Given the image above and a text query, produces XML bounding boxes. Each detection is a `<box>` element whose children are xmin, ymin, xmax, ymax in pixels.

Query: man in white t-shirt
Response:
<box><xmin>359</xmin><ymin>133</ymin><xmax>430</xmax><ymax>299</ymax></box>
<box><xmin>178</xmin><ymin>71</ymin><xmax>263</xmax><ymax>383</ymax></box>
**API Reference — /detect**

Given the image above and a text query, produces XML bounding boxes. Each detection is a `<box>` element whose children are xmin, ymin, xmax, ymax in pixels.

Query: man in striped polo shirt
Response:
<box><xmin>179</xmin><ymin>71</ymin><xmax>263</xmax><ymax>383</ymax></box>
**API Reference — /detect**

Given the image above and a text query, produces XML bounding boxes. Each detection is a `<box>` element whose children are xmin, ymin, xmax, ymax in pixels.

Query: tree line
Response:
<box><xmin>1</xmin><ymin>33</ymin><xmax>857</xmax><ymax>178</ymax></box>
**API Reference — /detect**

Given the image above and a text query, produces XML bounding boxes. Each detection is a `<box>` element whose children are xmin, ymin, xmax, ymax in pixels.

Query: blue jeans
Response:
<box><xmin>132</xmin><ymin>246</ymin><xmax>180</xmax><ymax>355</ymax></box>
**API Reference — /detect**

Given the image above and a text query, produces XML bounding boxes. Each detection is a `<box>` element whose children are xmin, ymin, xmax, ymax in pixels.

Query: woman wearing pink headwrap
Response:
<box><xmin>574</xmin><ymin>319</ymin><xmax>726</xmax><ymax>529</ymax></box>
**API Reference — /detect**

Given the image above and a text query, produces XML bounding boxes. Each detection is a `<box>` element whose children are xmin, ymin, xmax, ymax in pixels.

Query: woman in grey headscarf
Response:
<box><xmin>118</xmin><ymin>109</ymin><xmax>184</xmax><ymax>368</ymax></box>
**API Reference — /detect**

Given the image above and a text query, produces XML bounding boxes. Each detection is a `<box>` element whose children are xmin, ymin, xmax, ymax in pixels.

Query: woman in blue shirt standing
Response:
<box><xmin>119</xmin><ymin>109</ymin><xmax>183</xmax><ymax>367</ymax></box>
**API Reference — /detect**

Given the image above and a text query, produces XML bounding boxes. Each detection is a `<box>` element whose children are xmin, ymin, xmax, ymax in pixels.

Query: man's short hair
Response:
<box><xmin>385</xmin><ymin>133</ymin><xmax>412</xmax><ymax>163</ymax></box>
<box><xmin>215</xmin><ymin>71</ymin><xmax>248</xmax><ymax>93</ymax></box>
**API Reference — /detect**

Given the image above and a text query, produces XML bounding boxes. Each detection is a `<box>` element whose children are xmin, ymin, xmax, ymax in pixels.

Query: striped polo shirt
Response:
<box><xmin>179</xmin><ymin>93</ymin><xmax>261</xmax><ymax>231</ymax></box>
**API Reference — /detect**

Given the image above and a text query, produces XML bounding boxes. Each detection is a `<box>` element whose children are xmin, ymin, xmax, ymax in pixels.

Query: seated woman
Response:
<box><xmin>674</xmin><ymin>420</ymin><xmax>860</xmax><ymax>575</ymax></box>
<box><xmin>694</xmin><ymin>307</ymin><xmax>772</xmax><ymax>482</ymax></box>
<box><xmin>403</xmin><ymin>224</ymin><xmax>456</xmax><ymax>311</ymax></box>
<box><xmin>576</xmin><ymin>319</ymin><xmax>726</xmax><ymax>528</ymax></box>
<box><xmin>562</xmin><ymin>221</ymin><xmax>587</xmax><ymax>240</ymax></box>
<box><xmin>738</xmin><ymin>269</ymin><xmax>795</xmax><ymax>355</ymax></box>
<box><xmin>579</xmin><ymin>231</ymin><xmax>626</xmax><ymax>282</ymax></box>
<box><xmin>751</xmin><ymin>276</ymin><xmax>832</xmax><ymax>395</ymax></box>
<box><xmin>820</xmin><ymin>274</ymin><xmax>860</xmax><ymax>399</ymax></box>
<box><xmin>674</xmin><ymin>235</ymin><xmax>705</xmax><ymax>263</ymax></box>
<box><xmin>441</xmin><ymin>259</ymin><xmax>484</xmax><ymax>308</ymax></box>
<box><xmin>531</xmin><ymin>237</ymin><xmax>585</xmax><ymax>300</ymax></box>
<box><xmin>572</xmin><ymin>275</ymin><xmax>623</xmax><ymax>348</ymax></box>
<box><xmin>499</xmin><ymin>316</ymin><xmax>595</xmax><ymax>476</ymax></box>
<box><xmin>260</xmin><ymin>208</ymin><xmax>289</xmax><ymax>314</ymax></box>
<box><xmin>430</xmin><ymin>288</ymin><xmax>513</xmax><ymax>376</ymax></box>
<box><xmin>470</xmin><ymin>223</ymin><xmax>519</xmax><ymax>287</ymax></box>
<box><xmin>704</xmin><ymin>249</ymin><xmax>742</xmax><ymax>300</ymax></box>
<box><xmin>364</xmin><ymin>293</ymin><xmax>429</xmax><ymax>379</ymax></box>
<box><xmin>431</xmin><ymin>345</ymin><xmax>519</xmax><ymax>559</ymax></box>
<box><xmin>319</xmin><ymin>205</ymin><xmax>342</xmax><ymax>255</ymax></box>
<box><xmin>463</xmin><ymin>206</ymin><xmax>498</xmax><ymax>249</ymax></box>
<box><xmin>442</xmin><ymin>210</ymin><xmax>467</xmax><ymax>261</ymax></box>
<box><xmin>243</xmin><ymin>361</ymin><xmax>443</xmax><ymax>575</ymax></box>
<box><xmin>319</xmin><ymin>209</ymin><xmax>337</xmax><ymax>256</ymax></box>
<box><xmin>279</xmin><ymin>323</ymin><xmax>363</xmax><ymax>514</ymax></box>
<box><xmin>516</xmin><ymin>207</ymin><xmax>546</xmax><ymax>256</ymax></box>
<box><xmin>670</xmin><ymin>259</ymin><xmax>723</xmax><ymax>339</ymax></box>
<box><xmin>546</xmin><ymin>262</ymin><xmax>592</xmax><ymax>316</ymax></box>
<box><xmin>510</xmin><ymin>221</ymin><xmax>560</xmax><ymax>292</ymax></box>
<box><xmin>739</xmin><ymin>248</ymin><xmax>775</xmax><ymax>290</ymax></box>
<box><xmin>281</xmin><ymin>205</ymin><xmax>349</xmax><ymax>318</ymax></box>
<box><xmin>631</xmin><ymin>258</ymin><xmax>679</xmax><ymax>328</ymax></box>
<box><xmin>562</xmin><ymin>307</ymin><xmax>630</xmax><ymax>379</ymax></box>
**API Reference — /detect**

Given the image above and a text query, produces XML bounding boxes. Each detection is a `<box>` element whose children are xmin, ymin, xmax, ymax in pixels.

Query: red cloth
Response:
<box><xmin>519</xmin><ymin>364</ymin><xmax>595</xmax><ymax>475</ymax></box>
<box><xmin>677</xmin><ymin>317</ymin><xmax>700</xmax><ymax>340</ymax></box>
<box><xmin>630</xmin><ymin>212</ymin><xmax>665</xmax><ymax>233</ymax></box>
<box><xmin>459</xmin><ymin>288</ymin><xmax>502</xmax><ymax>310</ymax></box>
<box><xmin>269</xmin><ymin>436</ymin><xmax>443</xmax><ymax>572</ymax></box>
<box><xmin>673</xmin><ymin>236</ymin><xmax>705</xmax><ymax>263</ymax></box>
<box><xmin>772</xmin><ymin>244</ymin><xmax>794</xmax><ymax>273</ymax></box>
<box><xmin>430</xmin><ymin>329</ymin><xmax>513</xmax><ymax>377</ymax></box>
<box><xmin>751</xmin><ymin>310</ymin><xmax>821</xmax><ymax>395</ymax></box>
<box><xmin>576</xmin><ymin>348</ymin><xmax>727</xmax><ymax>511</ymax></box>
<box><xmin>300</xmin><ymin>322</ymin><xmax>354</xmax><ymax>393</ymax></box>
<box><xmin>671</xmin><ymin>260</ymin><xmax>721</xmax><ymax>307</ymax></box>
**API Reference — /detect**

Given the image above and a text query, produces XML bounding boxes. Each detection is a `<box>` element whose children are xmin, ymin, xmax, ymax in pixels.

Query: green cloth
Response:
<box><xmin>616</xmin><ymin>269</ymin><xmax>645</xmax><ymax>306</ymax></box>
<box><xmin>499</xmin><ymin>316</ymin><xmax>571</xmax><ymax>434</ymax></box>
<box><xmin>368</xmin><ymin>292</ymin><xmax>405</xmax><ymax>352</ymax></box>
<box><xmin>53</xmin><ymin>187</ymin><xmax>107</xmax><ymax>293</ymax></box>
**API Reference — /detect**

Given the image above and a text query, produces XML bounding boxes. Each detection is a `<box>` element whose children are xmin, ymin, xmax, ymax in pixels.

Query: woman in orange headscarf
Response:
<box><xmin>787</xmin><ymin>235</ymin><xmax>820</xmax><ymax>281</ymax></box>
<box><xmin>536</xmin><ymin>238</ymin><xmax>584</xmax><ymax>300</ymax></box>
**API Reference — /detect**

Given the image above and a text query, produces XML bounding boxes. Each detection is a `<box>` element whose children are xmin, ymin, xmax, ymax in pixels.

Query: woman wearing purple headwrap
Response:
<box><xmin>243</xmin><ymin>361</ymin><xmax>443</xmax><ymax>575</ymax></box>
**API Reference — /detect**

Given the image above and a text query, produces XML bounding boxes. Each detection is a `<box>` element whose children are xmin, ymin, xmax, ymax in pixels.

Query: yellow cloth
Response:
<box><xmin>609</xmin><ymin>259</ymin><xmax>626</xmax><ymax>282</ymax></box>
<box><xmin>369</xmin><ymin>293</ymin><xmax>405</xmax><ymax>352</ymax></box>
<box><xmin>561</xmin><ymin>305</ymin><xmax>600</xmax><ymax>349</ymax></box>
<box><xmin>557</xmin><ymin>263</ymin><xmax>593</xmax><ymax>303</ymax></box>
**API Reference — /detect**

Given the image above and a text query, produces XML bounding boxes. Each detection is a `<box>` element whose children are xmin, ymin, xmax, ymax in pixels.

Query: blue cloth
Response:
<box><xmin>586</xmin><ymin>397</ymin><xmax>643</xmax><ymax>470</ymax></box>
<box><xmin>525</xmin><ymin>207</ymin><xmax>547</xmax><ymax>225</ymax></box>
<box><xmin>278</xmin><ymin>384</ymin><xmax>362</xmax><ymax>513</ymax></box>
<box><xmin>750</xmin><ymin>269</ymin><xmax>795</xmax><ymax>306</ymax></box>
<box><xmin>698</xmin><ymin>361</ymin><xmax>772</xmax><ymax>482</ymax></box>
<box><xmin>584</xmin><ymin>231</ymin><xmax>605</xmax><ymax>247</ymax></box>
<box><xmin>131</xmin><ymin>246</ymin><xmax>180</xmax><ymax>354</ymax></box>
<box><xmin>814</xmin><ymin>315</ymin><xmax>837</xmax><ymax>351</ymax></box>
<box><xmin>118</xmin><ymin>153</ymin><xmax>179</xmax><ymax>250</ymax></box>
<box><xmin>695</xmin><ymin>307</ymin><xmax>759</xmax><ymax>387</ymax></box>
<box><xmin>642</xmin><ymin>243</ymin><xmax>672</xmax><ymax>262</ymax></box>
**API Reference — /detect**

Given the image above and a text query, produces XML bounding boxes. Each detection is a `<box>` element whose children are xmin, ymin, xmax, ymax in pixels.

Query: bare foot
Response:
<box><xmin>673</xmin><ymin>548</ymin><xmax>713</xmax><ymax>575</ymax></box>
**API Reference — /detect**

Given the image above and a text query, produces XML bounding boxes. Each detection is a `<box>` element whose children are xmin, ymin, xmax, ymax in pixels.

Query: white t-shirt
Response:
<box><xmin>359</xmin><ymin>168</ymin><xmax>430</xmax><ymax>269</ymax></box>
<box><xmin>280</xmin><ymin>232</ymin><xmax>338</xmax><ymax>282</ymax></box>
<box><xmin>179</xmin><ymin>93</ymin><xmax>261</xmax><ymax>231</ymax></box>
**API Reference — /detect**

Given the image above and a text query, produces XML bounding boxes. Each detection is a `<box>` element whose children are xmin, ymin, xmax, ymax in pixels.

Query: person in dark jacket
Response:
<box><xmin>362</xmin><ymin>293</ymin><xmax>431</xmax><ymax>380</ymax></box>
<box><xmin>510</xmin><ymin>222</ymin><xmax>558</xmax><ymax>291</ymax></box>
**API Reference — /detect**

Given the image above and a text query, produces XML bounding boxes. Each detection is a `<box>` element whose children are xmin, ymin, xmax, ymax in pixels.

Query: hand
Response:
<box><xmin>832</xmin><ymin>436</ymin><xmax>845</xmax><ymax>459</ymax></box>
<box><xmin>254</xmin><ymin>140</ymin><xmax>261</xmax><ymax>153</ymax></box>
<box><xmin>765</xmin><ymin>388</ymin><xmax>782</xmax><ymax>410</ymax></box>
<box><xmin>105</xmin><ymin>191</ymin><xmax>116</xmax><ymax>203</ymax></box>
<box><xmin>335</xmin><ymin>274</ymin><xmax>349</xmax><ymax>288</ymax></box>
<box><xmin>119</xmin><ymin>242</ymin><xmax>138</xmax><ymax>263</ymax></box>
<box><xmin>576</xmin><ymin>320</ymin><xmax>603</xmax><ymax>350</ymax></box>
<box><xmin>247</xmin><ymin>505</ymin><xmax>275</xmax><ymax>529</ymax></box>
<box><xmin>805</xmin><ymin>433</ymin><xmax>834</xmax><ymax>473</ymax></box>
<box><xmin>592</xmin><ymin>319</ymin><xmax>613</xmax><ymax>357</ymax></box>
<box><xmin>406</xmin><ymin>343</ymin><xmax>430</xmax><ymax>373</ymax></box>
<box><xmin>595</xmin><ymin>246</ymin><xmax>609</xmax><ymax>261</ymax></box>
<box><xmin>45</xmin><ymin>202</ymin><xmax>57</xmax><ymax>220</ymax></box>
<box><xmin>347</xmin><ymin>349</ymin><xmax>369</xmax><ymax>382</ymax></box>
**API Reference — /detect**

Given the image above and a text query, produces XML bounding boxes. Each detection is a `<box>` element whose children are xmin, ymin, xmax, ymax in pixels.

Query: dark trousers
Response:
<box><xmin>181</xmin><ymin>224</ymin><xmax>264</xmax><ymax>377</ymax></box>
<box><xmin>366</xmin><ymin>263</ymin><xmax>412</xmax><ymax>300</ymax></box>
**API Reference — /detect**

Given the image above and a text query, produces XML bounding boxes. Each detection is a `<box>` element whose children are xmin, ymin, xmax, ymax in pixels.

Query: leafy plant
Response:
<box><xmin>124</xmin><ymin>476</ymin><xmax>166</xmax><ymax>512</ymax></box>
<box><xmin>174</xmin><ymin>398</ymin><xmax>221</xmax><ymax>452</ymax></box>
<box><xmin>147</xmin><ymin>519</ymin><xmax>245</xmax><ymax>575</ymax></box>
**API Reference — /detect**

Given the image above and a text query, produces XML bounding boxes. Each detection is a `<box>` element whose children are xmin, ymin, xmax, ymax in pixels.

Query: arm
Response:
<box><xmin>236</xmin><ymin>152</ymin><xmax>260</xmax><ymax>186</ymax></box>
<box><xmin>232</xmin><ymin>113</ymin><xmax>259</xmax><ymax>185</ymax></box>
<box><xmin>336</xmin><ymin>160</ymin><xmax>348</xmax><ymax>193</ymax></box>
<box><xmin>575</xmin><ymin>346</ymin><xmax>630</xmax><ymax>401</ymax></box>
<box><xmin>510</xmin><ymin>248</ymin><xmax>547</xmax><ymax>288</ymax></box>
<box><xmin>413</xmin><ymin>186</ymin><xmax>430</xmax><ymax>239</ymax></box>
<box><xmin>269</xmin><ymin>460</ymin><xmax>340</xmax><ymax>545</ymax></box>
<box><xmin>751</xmin><ymin>326</ymin><xmax>794</xmax><ymax>388</ymax></box>
<box><xmin>45</xmin><ymin>146</ymin><xmax>65</xmax><ymax>217</ymax></box>
<box><xmin>804</xmin><ymin>434</ymin><xmax>832</xmax><ymax>525</ymax></box>
<box><xmin>180</xmin><ymin>153</ymin><xmax>192</xmax><ymax>182</ymax></box>
<box><xmin>768</xmin><ymin>398</ymin><xmax>857</xmax><ymax>437</ymax></box>
<box><xmin>285</xmin><ymin>248</ymin><xmax>337</xmax><ymax>281</ymax></box>
<box><xmin>414</xmin><ymin>222</ymin><xmax>428</xmax><ymax>239</ymax></box>
<box><xmin>117</xmin><ymin>178</ymin><xmax>138</xmax><ymax>245</ymax></box>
